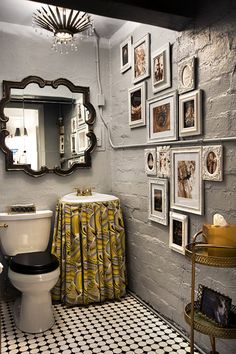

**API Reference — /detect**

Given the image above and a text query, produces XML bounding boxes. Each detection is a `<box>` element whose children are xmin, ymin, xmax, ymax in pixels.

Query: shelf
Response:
<box><xmin>185</xmin><ymin>243</ymin><xmax>236</xmax><ymax>267</ymax></box>
<box><xmin>185</xmin><ymin>302</ymin><xmax>236</xmax><ymax>339</ymax></box>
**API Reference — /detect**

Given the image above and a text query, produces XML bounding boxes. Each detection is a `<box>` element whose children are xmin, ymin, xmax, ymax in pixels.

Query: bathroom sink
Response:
<box><xmin>60</xmin><ymin>192</ymin><xmax>118</xmax><ymax>203</ymax></box>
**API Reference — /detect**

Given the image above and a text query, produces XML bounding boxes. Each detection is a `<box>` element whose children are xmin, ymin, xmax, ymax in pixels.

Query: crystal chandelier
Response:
<box><xmin>32</xmin><ymin>5</ymin><xmax>94</xmax><ymax>54</ymax></box>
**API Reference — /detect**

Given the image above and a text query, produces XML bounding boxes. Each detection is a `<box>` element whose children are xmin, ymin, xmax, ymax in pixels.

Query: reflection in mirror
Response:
<box><xmin>0</xmin><ymin>76</ymin><xmax>96</xmax><ymax>176</ymax></box>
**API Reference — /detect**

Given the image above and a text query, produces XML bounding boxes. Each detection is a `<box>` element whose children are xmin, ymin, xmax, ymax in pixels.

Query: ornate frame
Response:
<box><xmin>202</xmin><ymin>145</ymin><xmax>223</xmax><ymax>181</ymax></box>
<box><xmin>178</xmin><ymin>56</ymin><xmax>196</xmax><ymax>94</ymax></box>
<box><xmin>145</xmin><ymin>148</ymin><xmax>157</xmax><ymax>175</ymax></box>
<box><xmin>156</xmin><ymin>145</ymin><xmax>171</xmax><ymax>177</ymax></box>
<box><xmin>179</xmin><ymin>89</ymin><xmax>202</xmax><ymax>137</ymax></box>
<box><xmin>132</xmin><ymin>33</ymin><xmax>150</xmax><ymax>84</ymax></box>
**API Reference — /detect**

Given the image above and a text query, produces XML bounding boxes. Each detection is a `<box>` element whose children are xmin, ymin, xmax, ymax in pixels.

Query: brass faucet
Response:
<box><xmin>0</xmin><ymin>223</ymin><xmax>8</xmax><ymax>228</ymax></box>
<box><xmin>74</xmin><ymin>187</ymin><xmax>92</xmax><ymax>196</ymax></box>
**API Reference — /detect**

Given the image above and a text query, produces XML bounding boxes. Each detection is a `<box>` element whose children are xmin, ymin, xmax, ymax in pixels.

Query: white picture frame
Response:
<box><xmin>76</xmin><ymin>102</ymin><xmax>85</xmax><ymax>126</ymax></box>
<box><xmin>70</xmin><ymin>133</ymin><xmax>77</xmax><ymax>155</ymax></box>
<box><xmin>128</xmin><ymin>82</ymin><xmax>146</xmax><ymax>128</ymax></box>
<box><xmin>147</xmin><ymin>91</ymin><xmax>177</xmax><ymax>143</ymax></box>
<box><xmin>178</xmin><ymin>56</ymin><xmax>196</xmax><ymax>94</ymax></box>
<box><xmin>169</xmin><ymin>211</ymin><xmax>188</xmax><ymax>255</ymax></box>
<box><xmin>77</xmin><ymin>125</ymin><xmax>88</xmax><ymax>152</ymax></box>
<box><xmin>171</xmin><ymin>146</ymin><xmax>203</xmax><ymax>215</ymax></box>
<box><xmin>133</xmin><ymin>33</ymin><xmax>150</xmax><ymax>84</ymax></box>
<box><xmin>120</xmin><ymin>36</ymin><xmax>132</xmax><ymax>73</ymax></box>
<box><xmin>151</xmin><ymin>42</ymin><xmax>171</xmax><ymax>94</ymax></box>
<box><xmin>145</xmin><ymin>148</ymin><xmax>157</xmax><ymax>175</ymax></box>
<box><xmin>202</xmin><ymin>145</ymin><xmax>223</xmax><ymax>181</ymax></box>
<box><xmin>156</xmin><ymin>145</ymin><xmax>171</xmax><ymax>177</ymax></box>
<box><xmin>71</xmin><ymin>116</ymin><xmax>77</xmax><ymax>133</ymax></box>
<box><xmin>148</xmin><ymin>178</ymin><xmax>168</xmax><ymax>226</ymax></box>
<box><xmin>179</xmin><ymin>89</ymin><xmax>202</xmax><ymax>137</ymax></box>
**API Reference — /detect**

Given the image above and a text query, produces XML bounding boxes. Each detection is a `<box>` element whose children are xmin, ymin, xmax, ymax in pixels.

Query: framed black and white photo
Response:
<box><xmin>77</xmin><ymin>125</ymin><xmax>88</xmax><ymax>152</ymax></box>
<box><xmin>197</xmin><ymin>285</ymin><xmax>232</xmax><ymax>327</ymax></box>
<box><xmin>76</xmin><ymin>102</ymin><xmax>85</xmax><ymax>126</ymax></box>
<box><xmin>120</xmin><ymin>36</ymin><xmax>132</xmax><ymax>73</ymax></box>
<box><xmin>171</xmin><ymin>146</ymin><xmax>203</xmax><ymax>215</ymax></box>
<box><xmin>145</xmin><ymin>148</ymin><xmax>156</xmax><ymax>175</ymax></box>
<box><xmin>169</xmin><ymin>212</ymin><xmax>188</xmax><ymax>255</ymax></box>
<box><xmin>151</xmin><ymin>43</ymin><xmax>171</xmax><ymax>94</ymax></box>
<box><xmin>133</xmin><ymin>33</ymin><xmax>150</xmax><ymax>84</ymax></box>
<box><xmin>71</xmin><ymin>116</ymin><xmax>77</xmax><ymax>133</ymax></box>
<box><xmin>128</xmin><ymin>82</ymin><xmax>146</xmax><ymax>128</ymax></box>
<box><xmin>147</xmin><ymin>91</ymin><xmax>177</xmax><ymax>143</ymax></box>
<box><xmin>178</xmin><ymin>56</ymin><xmax>196</xmax><ymax>94</ymax></box>
<box><xmin>202</xmin><ymin>145</ymin><xmax>223</xmax><ymax>181</ymax></box>
<box><xmin>179</xmin><ymin>89</ymin><xmax>202</xmax><ymax>137</ymax></box>
<box><xmin>156</xmin><ymin>146</ymin><xmax>171</xmax><ymax>177</ymax></box>
<box><xmin>70</xmin><ymin>133</ymin><xmax>77</xmax><ymax>155</ymax></box>
<box><xmin>148</xmin><ymin>178</ymin><xmax>168</xmax><ymax>225</ymax></box>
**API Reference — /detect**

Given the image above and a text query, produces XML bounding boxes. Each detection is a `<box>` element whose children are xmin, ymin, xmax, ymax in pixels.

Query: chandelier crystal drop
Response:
<box><xmin>32</xmin><ymin>6</ymin><xmax>94</xmax><ymax>54</ymax></box>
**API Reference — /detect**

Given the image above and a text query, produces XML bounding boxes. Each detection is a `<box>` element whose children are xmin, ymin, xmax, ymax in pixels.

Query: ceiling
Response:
<box><xmin>0</xmin><ymin>0</ymin><xmax>127</xmax><ymax>39</ymax></box>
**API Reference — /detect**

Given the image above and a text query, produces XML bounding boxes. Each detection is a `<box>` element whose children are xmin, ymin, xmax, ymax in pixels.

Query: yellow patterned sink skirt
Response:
<box><xmin>51</xmin><ymin>199</ymin><xmax>127</xmax><ymax>306</ymax></box>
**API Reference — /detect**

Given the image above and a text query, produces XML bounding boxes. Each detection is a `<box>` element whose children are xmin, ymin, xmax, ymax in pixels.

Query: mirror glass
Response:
<box><xmin>0</xmin><ymin>77</ymin><xmax>96</xmax><ymax>176</ymax></box>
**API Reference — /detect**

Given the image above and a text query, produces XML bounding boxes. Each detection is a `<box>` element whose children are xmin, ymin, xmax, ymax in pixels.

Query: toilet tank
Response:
<box><xmin>0</xmin><ymin>210</ymin><xmax>53</xmax><ymax>256</ymax></box>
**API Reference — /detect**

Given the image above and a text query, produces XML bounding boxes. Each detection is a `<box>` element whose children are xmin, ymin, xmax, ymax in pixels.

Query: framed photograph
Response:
<box><xmin>70</xmin><ymin>133</ymin><xmax>77</xmax><ymax>155</ymax></box>
<box><xmin>71</xmin><ymin>116</ymin><xmax>77</xmax><ymax>133</ymax></box>
<box><xmin>145</xmin><ymin>148</ymin><xmax>157</xmax><ymax>175</ymax></box>
<box><xmin>156</xmin><ymin>145</ymin><xmax>171</xmax><ymax>177</ymax></box>
<box><xmin>76</xmin><ymin>102</ymin><xmax>85</xmax><ymax>126</ymax></box>
<box><xmin>169</xmin><ymin>212</ymin><xmax>188</xmax><ymax>255</ymax></box>
<box><xmin>133</xmin><ymin>33</ymin><xmax>150</xmax><ymax>84</ymax></box>
<box><xmin>151</xmin><ymin>43</ymin><xmax>171</xmax><ymax>94</ymax></box>
<box><xmin>128</xmin><ymin>82</ymin><xmax>146</xmax><ymax>128</ymax></box>
<box><xmin>77</xmin><ymin>125</ymin><xmax>88</xmax><ymax>152</ymax></box>
<box><xmin>179</xmin><ymin>89</ymin><xmax>202</xmax><ymax>137</ymax></box>
<box><xmin>202</xmin><ymin>145</ymin><xmax>223</xmax><ymax>181</ymax></box>
<box><xmin>59</xmin><ymin>135</ymin><xmax>64</xmax><ymax>154</ymax></box>
<box><xmin>171</xmin><ymin>146</ymin><xmax>203</xmax><ymax>215</ymax></box>
<box><xmin>148</xmin><ymin>178</ymin><xmax>168</xmax><ymax>225</ymax></box>
<box><xmin>147</xmin><ymin>91</ymin><xmax>177</xmax><ymax>143</ymax></box>
<box><xmin>120</xmin><ymin>36</ymin><xmax>132</xmax><ymax>73</ymax></box>
<box><xmin>197</xmin><ymin>284</ymin><xmax>232</xmax><ymax>327</ymax></box>
<box><xmin>178</xmin><ymin>56</ymin><xmax>196</xmax><ymax>94</ymax></box>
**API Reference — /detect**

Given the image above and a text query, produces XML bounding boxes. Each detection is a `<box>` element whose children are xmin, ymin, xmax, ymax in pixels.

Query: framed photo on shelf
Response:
<box><xmin>156</xmin><ymin>145</ymin><xmax>171</xmax><ymax>177</ymax></box>
<box><xmin>202</xmin><ymin>145</ymin><xmax>223</xmax><ymax>181</ymax></box>
<box><xmin>77</xmin><ymin>125</ymin><xmax>88</xmax><ymax>152</ymax></box>
<box><xmin>151</xmin><ymin>42</ymin><xmax>171</xmax><ymax>94</ymax></box>
<box><xmin>128</xmin><ymin>82</ymin><xmax>146</xmax><ymax>128</ymax></box>
<box><xmin>120</xmin><ymin>36</ymin><xmax>132</xmax><ymax>73</ymax></box>
<box><xmin>197</xmin><ymin>284</ymin><xmax>232</xmax><ymax>327</ymax></box>
<box><xmin>169</xmin><ymin>211</ymin><xmax>188</xmax><ymax>255</ymax></box>
<box><xmin>147</xmin><ymin>91</ymin><xmax>177</xmax><ymax>143</ymax></box>
<box><xmin>179</xmin><ymin>89</ymin><xmax>202</xmax><ymax>137</ymax></box>
<box><xmin>148</xmin><ymin>178</ymin><xmax>168</xmax><ymax>225</ymax></box>
<box><xmin>133</xmin><ymin>33</ymin><xmax>150</xmax><ymax>84</ymax></box>
<box><xmin>178</xmin><ymin>56</ymin><xmax>196</xmax><ymax>94</ymax></box>
<box><xmin>145</xmin><ymin>148</ymin><xmax>157</xmax><ymax>175</ymax></box>
<box><xmin>171</xmin><ymin>146</ymin><xmax>203</xmax><ymax>215</ymax></box>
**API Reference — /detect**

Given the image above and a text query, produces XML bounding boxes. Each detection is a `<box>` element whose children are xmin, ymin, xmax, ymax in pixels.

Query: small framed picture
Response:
<box><xmin>178</xmin><ymin>56</ymin><xmax>196</xmax><ymax>94</ymax></box>
<box><xmin>71</xmin><ymin>116</ymin><xmax>77</xmax><ymax>133</ymax></box>
<box><xmin>76</xmin><ymin>102</ymin><xmax>85</xmax><ymax>126</ymax></box>
<box><xmin>171</xmin><ymin>146</ymin><xmax>203</xmax><ymax>215</ymax></box>
<box><xmin>128</xmin><ymin>82</ymin><xmax>146</xmax><ymax>128</ymax></box>
<box><xmin>148</xmin><ymin>178</ymin><xmax>168</xmax><ymax>226</ymax></box>
<box><xmin>133</xmin><ymin>33</ymin><xmax>150</xmax><ymax>84</ymax></box>
<box><xmin>77</xmin><ymin>125</ymin><xmax>88</xmax><ymax>152</ymax></box>
<box><xmin>120</xmin><ymin>36</ymin><xmax>132</xmax><ymax>73</ymax></box>
<box><xmin>70</xmin><ymin>133</ymin><xmax>77</xmax><ymax>155</ymax></box>
<box><xmin>59</xmin><ymin>135</ymin><xmax>64</xmax><ymax>154</ymax></box>
<box><xmin>145</xmin><ymin>148</ymin><xmax>157</xmax><ymax>175</ymax></box>
<box><xmin>169</xmin><ymin>212</ymin><xmax>188</xmax><ymax>255</ymax></box>
<box><xmin>156</xmin><ymin>146</ymin><xmax>171</xmax><ymax>178</ymax></box>
<box><xmin>202</xmin><ymin>145</ymin><xmax>223</xmax><ymax>181</ymax></box>
<box><xmin>151</xmin><ymin>43</ymin><xmax>171</xmax><ymax>94</ymax></box>
<box><xmin>147</xmin><ymin>91</ymin><xmax>177</xmax><ymax>143</ymax></box>
<box><xmin>197</xmin><ymin>285</ymin><xmax>232</xmax><ymax>327</ymax></box>
<box><xmin>179</xmin><ymin>89</ymin><xmax>202</xmax><ymax>137</ymax></box>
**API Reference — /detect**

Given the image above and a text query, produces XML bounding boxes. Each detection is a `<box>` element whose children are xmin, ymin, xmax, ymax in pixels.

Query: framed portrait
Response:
<box><xmin>145</xmin><ymin>148</ymin><xmax>157</xmax><ymax>175</ymax></box>
<box><xmin>77</xmin><ymin>125</ymin><xmax>88</xmax><ymax>152</ymax></box>
<box><xmin>169</xmin><ymin>212</ymin><xmax>188</xmax><ymax>255</ymax></box>
<box><xmin>76</xmin><ymin>102</ymin><xmax>85</xmax><ymax>126</ymax></box>
<box><xmin>120</xmin><ymin>36</ymin><xmax>132</xmax><ymax>73</ymax></box>
<box><xmin>151</xmin><ymin>43</ymin><xmax>171</xmax><ymax>94</ymax></box>
<box><xmin>128</xmin><ymin>82</ymin><xmax>146</xmax><ymax>128</ymax></box>
<box><xmin>202</xmin><ymin>145</ymin><xmax>223</xmax><ymax>181</ymax></box>
<box><xmin>171</xmin><ymin>146</ymin><xmax>203</xmax><ymax>215</ymax></box>
<box><xmin>148</xmin><ymin>178</ymin><xmax>168</xmax><ymax>225</ymax></box>
<box><xmin>156</xmin><ymin>146</ymin><xmax>171</xmax><ymax>177</ymax></box>
<box><xmin>147</xmin><ymin>91</ymin><xmax>177</xmax><ymax>143</ymax></box>
<box><xmin>70</xmin><ymin>133</ymin><xmax>77</xmax><ymax>155</ymax></box>
<box><xmin>179</xmin><ymin>89</ymin><xmax>202</xmax><ymax>137</ymax></box>
<box><xmin>71</xmin><ymin>116</ymin><xmax>77</xmax><ymax>133</ymax></box>
<box><xmin>197</xmin><ymin>284</ymin><xmax>232</xmax><ymax>327</ymax></box>
<box><xmin>178</xmin><ymin>56</ymin><xmax>196</xmax><ymax>94</ymax></box>
<box><xmin>133</xmin><ymin>33</ymin><xmax>150</xmax><ymax>84</ymax></box>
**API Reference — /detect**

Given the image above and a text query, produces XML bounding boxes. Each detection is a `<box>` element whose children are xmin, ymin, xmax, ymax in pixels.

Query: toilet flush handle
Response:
<box><xmin>0</xmin><ymin>223</ymin><xmax>8</xmax><ymax>228</ymax></box>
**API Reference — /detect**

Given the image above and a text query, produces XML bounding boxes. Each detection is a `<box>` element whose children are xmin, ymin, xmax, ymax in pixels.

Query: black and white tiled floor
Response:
<box><xmin>1</xmin><ymin>294</ymin><xmax>203</xmax><ymax>354</ymax></box>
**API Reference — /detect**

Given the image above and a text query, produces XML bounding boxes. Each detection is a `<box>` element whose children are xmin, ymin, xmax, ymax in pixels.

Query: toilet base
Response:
<box><xmin>13</xmin><ymin>292</ymin><xmax>55</xmax><ymax>333</ymax></box>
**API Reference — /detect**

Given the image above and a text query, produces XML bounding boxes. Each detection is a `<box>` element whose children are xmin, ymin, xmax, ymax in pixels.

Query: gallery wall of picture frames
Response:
<box><xmin>119</xmin><ymin>32</ymin><xmax>225</xmax><ymax>255</ymax></box>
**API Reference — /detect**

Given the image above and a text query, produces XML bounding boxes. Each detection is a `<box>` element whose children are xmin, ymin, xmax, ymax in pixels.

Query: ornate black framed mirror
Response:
<box><xmin>0</xmin><ymin>76</ymin><xmax>96</xmax><ymax>177</ymax></box>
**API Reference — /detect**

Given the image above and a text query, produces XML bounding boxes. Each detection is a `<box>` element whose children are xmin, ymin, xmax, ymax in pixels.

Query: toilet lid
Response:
<box><xmin>10</xmin><ymin>251</ymin><xmax>59</xmax><ymax>275</ymax></box>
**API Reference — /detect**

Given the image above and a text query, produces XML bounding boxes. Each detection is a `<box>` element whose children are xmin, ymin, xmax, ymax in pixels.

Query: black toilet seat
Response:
<box><xmin>10</xmin><ymin>251</ymin><xmax>59</xmax><ymax>275</ymax></box>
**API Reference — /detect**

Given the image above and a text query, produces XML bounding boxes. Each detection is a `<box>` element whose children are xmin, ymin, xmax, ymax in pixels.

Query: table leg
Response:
<box><xmin>210</xmin><ymin>335</ymin><xmax>219</xmax><ymax>354</ymax></box>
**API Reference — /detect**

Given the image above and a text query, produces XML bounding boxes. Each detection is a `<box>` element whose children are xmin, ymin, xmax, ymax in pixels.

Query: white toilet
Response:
<box><xmin>0</xmin><ymin>210</ymin><xmax>60</xmax><ymax>333</ymax></box>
